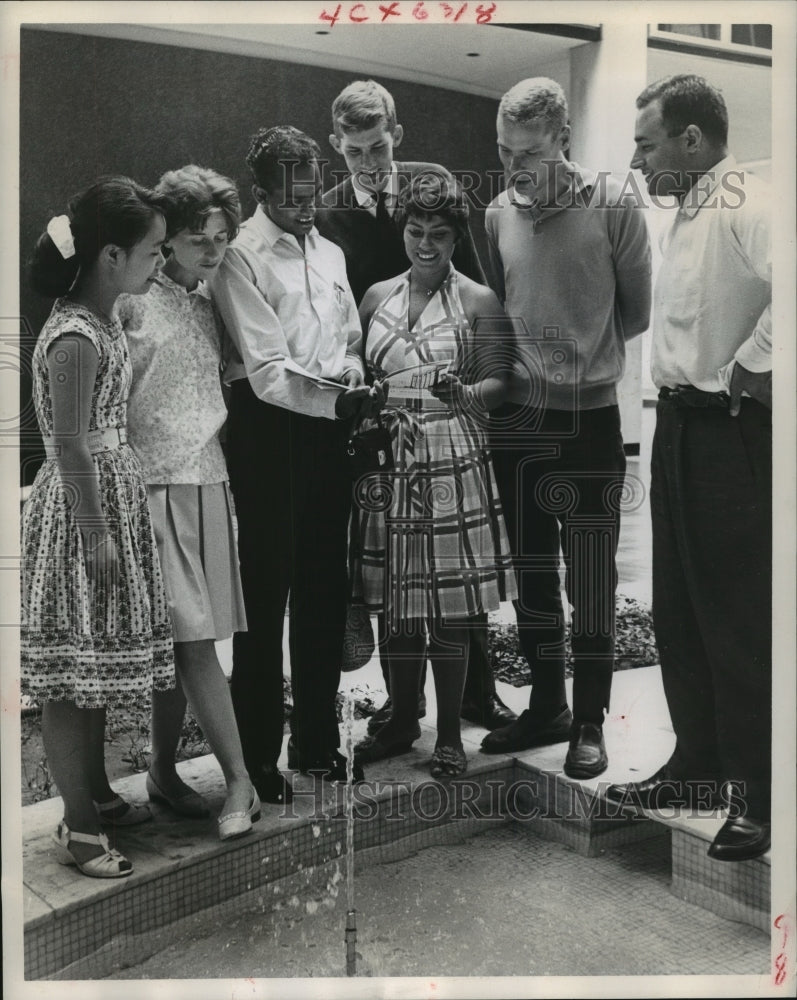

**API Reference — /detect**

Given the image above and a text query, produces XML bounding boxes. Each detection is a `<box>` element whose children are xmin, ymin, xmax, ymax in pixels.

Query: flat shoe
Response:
<box><xmin>707</xmin><ymin>816</ymin><xmax>771</xmax><ymax>862</ymax></box>
<box><xmin>146</xmin><ymin>771</ymin><xmax>210</xmax><ymax>819</ymax></box>
<box><xmin>52</xmin><ymin>820</ymin><xmax>133</xmax><ymax>879</ymax></box>
<box><xmin>430</xmin><ymin>744</ymin><xmax>467</xmax><ymax>778</ymax></box>
<box><xmin>354</xmin><ymin>725</ymin><xmax>421</xmax><ymax>764</ymax></box>
<box><xmin>95</xmin><ymin>795</ymin><xmax>153</xmax><ymax>827</ymax></box>
<box><xmin>218</xmin><ymin>787</ymin><xmax>261</xmax><ymax>841</ymax></box>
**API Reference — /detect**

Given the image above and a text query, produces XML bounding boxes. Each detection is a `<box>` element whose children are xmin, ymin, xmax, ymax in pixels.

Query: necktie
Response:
<box><xmin>375</xmin><ymin>190</ymin><xmax>390</xmax><ymax>224</ymax></box>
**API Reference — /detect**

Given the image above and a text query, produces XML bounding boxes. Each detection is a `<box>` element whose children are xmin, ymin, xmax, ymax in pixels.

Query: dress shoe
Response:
<box><xmin>218</xmin><ymin>787</ymin><xmax>261</xmax><ymax>841</ymax></box>
<box><xmin>461</xmin><ymin>694</ymin><xmax>518</xmax><ymax>731</ymax></box>
<box><xmin>563</xmin><ymin>722</ymin><xmax>608</xmax><ymax>779</ymax></box>
<box><xmin>366</xmin><ymin>695</ymin><xmax>426</xmax><ymax>735</ymax></box>
<box><xmin>707</xmin><ymin>816</ymin><xmax>771</xmax><ymax>862</ymax></box>
<box><xmin>480</xmin><ymin>706</ymin><xmax>572</xmax><ymax>754</ymax></box>
<box><xmin>298</xmin><ymin>750</ymin><xmax>364</xmax><ymax>784</ymax></box>
<box><xmin>253</xmin><ymin>766</ymin><xmax>294</xmax><ymax>805</ymax></box>
<box><xmin>95</xmin><ymin>794</ymin><xmax>153</xmax><ymax>827</ymax></box>
<box><xmin>354</xmin><ymin>724</ymin><xmax>422</xmax><ymax>764</ymax></box>
<box><xmin>605</xmin><ymin>766</ymin><xmax>724</xmax><ymax>811</ymax></box>
<box><xmin>146</xmin><ymin>771</ymin><xmax>210</xmax><ymax>818</ymax></box>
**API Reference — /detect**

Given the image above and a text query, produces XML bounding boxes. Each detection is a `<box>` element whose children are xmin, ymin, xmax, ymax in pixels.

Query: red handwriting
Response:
<box><xmin>773</xmin><ymin>914</ymin><xmax>790</xmax><ymax>987</ymax></box>
<box><xmin>318</xmin><ymin>2</ymin><xmax>496</xmax><ymax>25</ymax></box>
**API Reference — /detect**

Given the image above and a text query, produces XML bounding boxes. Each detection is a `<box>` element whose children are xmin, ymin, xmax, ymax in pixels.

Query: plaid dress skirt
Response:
<box><xmin>350</xmin><ymin>269</ymin><xmax>517</xmax><ymax>625</ymax></box>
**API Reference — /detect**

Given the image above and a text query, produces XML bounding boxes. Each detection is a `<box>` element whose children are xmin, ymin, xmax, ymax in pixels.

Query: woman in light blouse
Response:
<box><xmin>120</xmin><ymin>165</ymin><xmax>258</xmax><ymax>841</ymax></box>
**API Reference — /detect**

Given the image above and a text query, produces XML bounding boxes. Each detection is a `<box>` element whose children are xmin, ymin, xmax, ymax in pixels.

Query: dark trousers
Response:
<box><xmin>491</xmin><ymin>405</ymin><xmax>626</xmax><ymax>723</ymax></box>
<box><xmin>651</xmin><ymin>396</ymin><xmax>772</xmax><ymax>819</ymax></box>
<box><xmin>226</xmin><ymin>381</ymin><xmax>352</xmax><ymax>774</ymax></box>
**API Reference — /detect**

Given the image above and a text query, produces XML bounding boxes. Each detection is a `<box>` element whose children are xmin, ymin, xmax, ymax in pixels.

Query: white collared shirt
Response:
<box><xmin>351</xmin><ymin>162</ymin><xmax>399</xmax><ymax>217</ymax></box>
<box><xmin>652</xmin><ymin>155</ymin><xmax>771</xmax><ymax>392</ymax></box>
<box><xmin>210</xmin><ymin>207</ymin><xmax>364</xmax><ymax>420</ymax></box>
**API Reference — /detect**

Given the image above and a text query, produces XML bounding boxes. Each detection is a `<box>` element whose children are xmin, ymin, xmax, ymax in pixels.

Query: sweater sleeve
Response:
<box><xmin>608</xmin><ymin>197</ymin><xmax>652</xmax><ymax>340</ymax></box>
<box><xmin>485</xmin><ymin>209</ymin><xmax>507</xmax><ymax>305</ymax></box>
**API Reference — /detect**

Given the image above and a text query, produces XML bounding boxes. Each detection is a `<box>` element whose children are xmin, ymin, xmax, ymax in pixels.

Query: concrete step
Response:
<box><xmin>19</xmin><ymin>666</ymin><xmax>771</xmax><ymax>979</ymax></box>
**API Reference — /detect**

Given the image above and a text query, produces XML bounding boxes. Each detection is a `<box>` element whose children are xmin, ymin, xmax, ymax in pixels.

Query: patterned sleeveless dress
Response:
<box><xmin>350</xmin><ymin>268</ymin><xmax>517</xmax><ymax>625</ymax></box>
<box><xmin>21</xmin><ymin>299</ymin><xmax>175</xmax><ymax>708</ymax></box>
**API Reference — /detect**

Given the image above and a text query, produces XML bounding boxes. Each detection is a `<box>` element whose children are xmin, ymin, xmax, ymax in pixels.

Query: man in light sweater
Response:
<box><xmin>608</xmin><ymin>76</ymin><xmax>771</xmax><ymax>862</ymax></box>
<box><xmin>480</xmin><ymin>78</ymin><xmax>652</xmax><ymax>778</ymax></box>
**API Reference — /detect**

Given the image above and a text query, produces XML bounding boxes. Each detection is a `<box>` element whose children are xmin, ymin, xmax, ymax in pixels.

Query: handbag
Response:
<box><xmin>346</xmin><ymin>412</ymin><xmax>394</xmax><ymax>479</ymax></box>
<box><xmin>341</xmin><ymin>603</ymin><xmax>375</xmax><ymax>672</ymax></box>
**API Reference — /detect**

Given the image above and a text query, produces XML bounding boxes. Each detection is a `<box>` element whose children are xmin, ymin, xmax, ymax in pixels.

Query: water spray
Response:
<box><xmin>344</xmin><ymin>692</ymin><xmax>358</xmax><ymax>976</ymax></box>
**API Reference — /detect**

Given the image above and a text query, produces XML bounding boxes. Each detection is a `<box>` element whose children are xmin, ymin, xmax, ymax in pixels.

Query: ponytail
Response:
<box><xmin>28</xmin><ymin>176</ymin><xmax>161</xmax><ymax>300</ymax></box>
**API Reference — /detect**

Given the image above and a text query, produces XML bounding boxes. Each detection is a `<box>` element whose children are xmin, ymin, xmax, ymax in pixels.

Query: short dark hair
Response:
<box><xmin>636</xmin><ymin>74</ymin><xmax>728</xmax><ymax>147</ymax></box>
<box><xmin>245</xmin><ymin>125</ymin><xmax>321</xmax><ymax>192</ymax></box>
<box><xmin>155</xmin><ymin>164</ymin><xmax>241</xmax><ymax>241</ymax></box>
<box><xmin>394</xmin><ymin>169</ymin><xmax>470</xmax><ymax>243</ymax></box>
<box><xmin>29</xmin><ymin>175</ymin><xmax>161</xmax><ymax>299</ymax></box>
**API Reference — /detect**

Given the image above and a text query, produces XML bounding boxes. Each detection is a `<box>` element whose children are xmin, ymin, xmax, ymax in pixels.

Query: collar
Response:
<box><xmin>153</xmin><ymin>269</ymin><xmax>210</xmax><ymax>300</ymax></box>
<box><xmin>251</xmin><ymin>204</ymin><xmax>318</xmax><ymax>250</ymax></box>
<box><xmin>678</xmin><ymin>154</ymin><xmax>737</xmax><ymax>219</ymax></box>
<box><xmin>508</xmin><ymin>161</ymin><xmax>591</xmax><ymax>222</ymax></box>
<box><xmin>352</xmin><ymin>162</ymin><xmax>399</xmax><ymax>211</ymax></box>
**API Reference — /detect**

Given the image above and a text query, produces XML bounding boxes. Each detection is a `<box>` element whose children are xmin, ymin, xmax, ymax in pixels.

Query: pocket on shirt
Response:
<box><xmin>662</xmin><ymin>284</ymin><xmax>700</xmax><ymax>329</ymax></box>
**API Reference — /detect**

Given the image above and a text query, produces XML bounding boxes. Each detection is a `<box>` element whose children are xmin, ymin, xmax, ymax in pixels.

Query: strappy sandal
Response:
<box><xmin>52</xmin><ymin>820</ymin><xmax>133</xmax><ymax>878</ymax></box>
<box><xmin>430</xmin><ymin>744</ymin><xmax>468</xmax><ymax>779</ymax></box>
<box><xmin>95</xmin><ymin>795</ymin><xmax>153</xmax><ymax>827</ymax></box>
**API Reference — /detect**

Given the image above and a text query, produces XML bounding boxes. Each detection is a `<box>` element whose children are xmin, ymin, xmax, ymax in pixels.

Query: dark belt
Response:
<box><xmin>659</xmin><ymin>385</ymin><xmax>730</xmax><ymax>409</ymax></box>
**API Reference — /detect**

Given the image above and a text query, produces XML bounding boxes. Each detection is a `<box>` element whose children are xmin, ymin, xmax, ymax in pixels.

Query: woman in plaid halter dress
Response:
<box><xmin>351</xmin><ymin>172</ymin><xmax>517</xmax><ymax>777</ymax></box>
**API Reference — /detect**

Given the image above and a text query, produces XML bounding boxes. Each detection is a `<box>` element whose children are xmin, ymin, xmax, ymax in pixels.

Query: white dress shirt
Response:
<box><xmin>351</xmin><ymin>162</ymin><xmax>399</xmax><ymax>216</ymax></box>
<box><xmin>210</xmin><ymin>207</ymin><xmax>364</xmax><ymax>420</ymax></box>
<box><xmin>652</xmin><ymin>155</ymin><xmax>771</xmax><ymax>392</ymax></box>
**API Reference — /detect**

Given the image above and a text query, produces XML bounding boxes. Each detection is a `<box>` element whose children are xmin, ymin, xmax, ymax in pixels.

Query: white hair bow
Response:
<box><xmin>46</xmin><ymin>215</ymin><xmax>76</xmax><ymax>260</ymax></box>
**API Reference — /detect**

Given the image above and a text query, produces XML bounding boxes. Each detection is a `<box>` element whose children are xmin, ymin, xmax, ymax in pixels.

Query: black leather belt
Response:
<box><xmin>659</xmin><ymin>386</ymin><xmax>730</xmax><ymax>409</ymax></box>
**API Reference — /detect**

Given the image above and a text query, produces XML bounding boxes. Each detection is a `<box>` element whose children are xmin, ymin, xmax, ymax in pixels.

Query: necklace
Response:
<box><xmin>411</xmin><ymin>272</ymin><xmax>444</xmax><ymax>298</ymax></box>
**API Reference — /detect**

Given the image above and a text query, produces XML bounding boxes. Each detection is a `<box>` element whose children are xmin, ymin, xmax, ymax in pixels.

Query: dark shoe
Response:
<box><xmin>366</xmin><ymin>696</ymin><xmax>426</xmax><ymax>735</ymax></box>
<box><xmin>606</xmin><ymin>766</ymin><xmax>683</xmax><ymax>809</ymax></box>
<box><xmin>563</xmin><ymin>723</ymin><xmax>608</xmax><ymax>779</ymax></box>
<box><xmin>605</xmin><ymin>765</ymin><xmax>724</xmax><ymax>811</ymax></box>
<box><xmin>354</xmin><ymin>725</ymin><xmax>422</xmax><ymax>764</ymax></box>
<box><xmin>430</xmin><ymin>743</ymin><xmax>467</xmax><ymax>778</ymax></box>
<box><xmin>146</xmin><ymin>771</ymin><xmax>210</xmax><ymax>818</ymax></box>
<box><xmin>253</xmin><ymin>766</ymin><xmax>294</xmax><ymax>805</ymax></box>
<box><xmin>480</xmin><ymin>706</ymin><xmax>572</xmax><ymax>754</ymax></box>
<box><xmin>707</xmin><ymin>816</ymin><xmax>771</xmax><ymax>862</ymax></box>
<box><xmin>461</xmin><ymin>694</ymin><xmax>518</xmax><ymax>731</ymax></box>
<box><xmin>299</xmin><ymin>750</ymin><xmax>364</xmax><ymax>784</ymax></box>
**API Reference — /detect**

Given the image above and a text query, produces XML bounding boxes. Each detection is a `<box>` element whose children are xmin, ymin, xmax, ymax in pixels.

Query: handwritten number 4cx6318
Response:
<box><xmin>318</xmin><ymin>3</ymin><xmax>497</xmax><ymax>26</ymax></box>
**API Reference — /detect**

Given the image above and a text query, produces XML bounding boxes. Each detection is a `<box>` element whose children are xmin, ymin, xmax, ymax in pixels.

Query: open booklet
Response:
<box><xmin>384</xmin><ymin>360</ymin><xmax>451</xmax><ymax>403</ymax></box>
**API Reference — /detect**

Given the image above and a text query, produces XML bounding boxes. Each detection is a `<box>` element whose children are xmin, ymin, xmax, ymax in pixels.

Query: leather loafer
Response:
<box><xmin>605</xmin><ymin>766</ymin><xmax>724</xmax><ymax>811</ymax></box>
<box><xmin>366</xmin><ymin>696</ymin><xmax>426</xmax><ymax>735</ymax></box>
<box><xmin>296</xmin><ymin>750</ymin><xmax>364</xmax><ymax>784</ymax></box>
<box><xmin>563</xmin><ymin>722</ymin><xmax>608</xmax><ymax>779</ymax></box>
<box><xmin>461</xmin><ymin>694</ymin><xmax>518</xmax><ymax>731</ymax></box>
<box><xmin>354</xmin><ymin>725</ymin><xmax>422</xmax><ymax>764</ymax></box>
<box><xmin>253</xmin><ymin>766</ymin><xmax>294</xmax><ymax>805</ymax></box>
<box><xmin>480</xmin><ymin>706</ymin><xmax>572</xmax><ymax>754</ymax></box>
<box><xmin>707</xmin><ymin>816</ymin><xmax>771</xmax><ymax>862</ymax></box>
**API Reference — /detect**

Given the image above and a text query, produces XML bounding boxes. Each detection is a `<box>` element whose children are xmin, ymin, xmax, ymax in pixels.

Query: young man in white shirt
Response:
<box><xmin>211</xmin><ymin>126</ymin><xmax>382</xmax><ymax>802</ymax></box>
